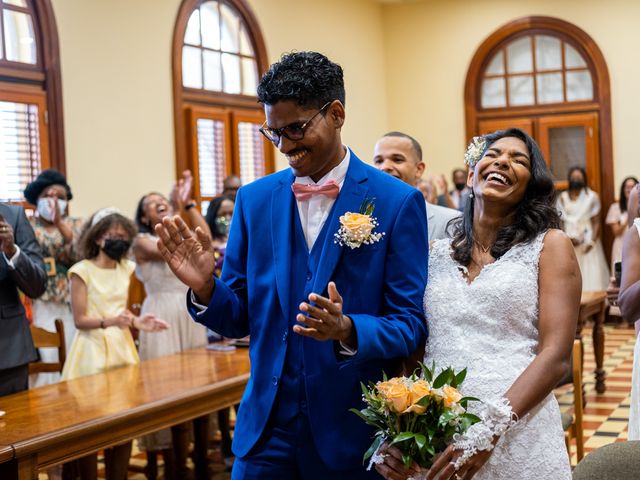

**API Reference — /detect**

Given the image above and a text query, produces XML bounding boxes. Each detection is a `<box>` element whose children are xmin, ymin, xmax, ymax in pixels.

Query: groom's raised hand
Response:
<box><xmin>294</xmin><ymin>282</ymin><xmax>357</xmax><ymax>349</ymax></box>
<box><xmin>155</xmin><ymin>215</ymin><xmax>216</xmax><ymax>304</ymax></box>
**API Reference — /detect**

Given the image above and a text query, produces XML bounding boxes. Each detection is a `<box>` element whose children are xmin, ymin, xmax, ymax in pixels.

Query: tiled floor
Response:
<box><xmin>554</xmin><ymin>325</ymin><xmax>636</xmax><ymax>465</ymax></box>
<box><xmin>39</xmin><ymin>325</ymin><xmax>636</xmax><ymax>478</ymax></box>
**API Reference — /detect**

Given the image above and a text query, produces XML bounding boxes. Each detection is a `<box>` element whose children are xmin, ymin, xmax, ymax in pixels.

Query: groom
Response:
<box><xmin>157</xmin><ymin>52</ymin><xmax>428</xmax><ymax>479</ymax></box>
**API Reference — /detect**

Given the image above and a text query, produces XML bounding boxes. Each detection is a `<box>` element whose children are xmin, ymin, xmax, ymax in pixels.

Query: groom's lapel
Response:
<box><xmin>312</xmin><ymin>153</ymin><xmax>369</xmax><ymax>295</ymax></box>
<box><xmin>271</xmin><ymin>173</ymin><xmax>295</xmax><ymax>321</ymax></box>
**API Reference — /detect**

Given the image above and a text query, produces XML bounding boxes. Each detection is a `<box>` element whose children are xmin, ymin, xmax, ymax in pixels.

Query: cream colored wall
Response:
<box><xmin>382</xmin><ymin>0</ymin><xmax>638</xmax><ymax>191</ymax></box>
<box><xmin>52</xmin><ymin>0</ymin><xmax>389</xmax><ymax>218</ymax></box>
<box><xmin>53</xmin><ymin>0</ymin><xmax>637</xmax><ymax>218</ymax></box>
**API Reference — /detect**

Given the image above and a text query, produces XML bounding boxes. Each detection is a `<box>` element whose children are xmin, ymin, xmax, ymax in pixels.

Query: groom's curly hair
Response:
<box><xmin>449</xmin><ymin>128</ymin><xmax>560</xmax><ymax>266</ymax></box>
<box><xmin>257</xmin><ymin>51</ymin><xmax>345</xmax><ymax>109</ymax></box>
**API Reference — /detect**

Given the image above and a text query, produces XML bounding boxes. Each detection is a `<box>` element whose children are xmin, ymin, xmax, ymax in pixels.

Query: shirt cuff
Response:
<box><xmin>338</xmin><ymin>341</ymin><xmax>357</xmax><ymax>356</ymax></box>
<box><xmin>2</xmin><ymin>245</ymin><xmax>21</xmax><ymax>269</ymax></box>
<box><xmin>190</xmin><ymin>289</ymin><xmax>208</xmax><ymax>315</ymax></box>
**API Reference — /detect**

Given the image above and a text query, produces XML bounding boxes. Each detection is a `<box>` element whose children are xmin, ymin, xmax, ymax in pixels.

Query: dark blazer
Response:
<box><xmin>0</xmin><ymin>203</ymin><xmax>46</xmax><ymax>370</ymax></box>
<box><xmin>189</xmin><ymin>152</ymin><xmax>429</xmax><ymax>469</ymax></box>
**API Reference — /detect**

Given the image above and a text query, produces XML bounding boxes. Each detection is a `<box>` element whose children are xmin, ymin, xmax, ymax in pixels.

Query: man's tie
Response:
<box><xmin>291</xmin><ymin>180</ymin><xmax>340</xmax><ymax>201</ymax></box>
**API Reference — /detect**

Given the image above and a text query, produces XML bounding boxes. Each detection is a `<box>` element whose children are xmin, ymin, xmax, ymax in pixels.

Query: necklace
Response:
<box><xmin>474</xmin><ymin>238</ymin><xmax>492</xmax><ymax>254</ymax></box>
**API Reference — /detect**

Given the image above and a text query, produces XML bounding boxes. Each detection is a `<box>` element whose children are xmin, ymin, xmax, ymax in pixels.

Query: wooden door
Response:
<box><xmin>536</xmin><ymin>113</ymin><xmax>600</xmax><ymax>193</ymax></box>
<box><xmin>477</xmin><ymin>118</ymin><xmax>534</xmax><ymax>136</ymax></box>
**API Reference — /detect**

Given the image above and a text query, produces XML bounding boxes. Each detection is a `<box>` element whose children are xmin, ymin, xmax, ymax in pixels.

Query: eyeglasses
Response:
<box><xmin>259</xmin><ymin>101</ymin><xmax>332</xmax><ymax>145</ymax></box>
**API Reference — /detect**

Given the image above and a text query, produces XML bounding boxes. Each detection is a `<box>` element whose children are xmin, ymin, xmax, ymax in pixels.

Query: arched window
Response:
<box><xmin>0</xmin><ymin>0</ymin><xmax>64</xmax><ymax>203</ymax></box>
<box><xmin>173</xmin><ymin>0</ymin><xmax>273</xmax><ymax>211</ymax></box>
<box><xmin>465</xmin><ymin>15</ymin><xmax>614</xmax><ymax>255</ymax></box>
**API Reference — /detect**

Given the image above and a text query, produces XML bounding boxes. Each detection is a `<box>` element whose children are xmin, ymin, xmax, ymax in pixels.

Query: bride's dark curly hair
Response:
<box><xmin>450</xmin><ymin>128</ymin><xmax>560</xmax><ymax>266</ymax></box>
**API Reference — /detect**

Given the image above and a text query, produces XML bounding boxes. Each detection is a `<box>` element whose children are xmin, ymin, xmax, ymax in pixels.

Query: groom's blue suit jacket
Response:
<box><xmin>188</xmin><ymin>151</ymin><xmax>428</xmax><ymax>470</ymax></box>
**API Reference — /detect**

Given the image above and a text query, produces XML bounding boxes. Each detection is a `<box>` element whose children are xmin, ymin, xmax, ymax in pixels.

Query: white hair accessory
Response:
<box><xmin>91</xmin><ymin>207</ymin><xmax>121</xmax><ymax>227</ymax></box>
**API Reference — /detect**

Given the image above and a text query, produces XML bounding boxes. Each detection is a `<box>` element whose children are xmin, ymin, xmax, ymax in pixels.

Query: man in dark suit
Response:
<box><xmin>0</xmin><ymin>202</ymin><xmax>47</xmax><ymax>396</ymax></box>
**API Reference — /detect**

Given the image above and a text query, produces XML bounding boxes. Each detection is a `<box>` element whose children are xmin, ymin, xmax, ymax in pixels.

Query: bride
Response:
<box><xmin>376</xmin><ymin>128</ymin><xmax>581</xmax><ymax>480</ymax></box>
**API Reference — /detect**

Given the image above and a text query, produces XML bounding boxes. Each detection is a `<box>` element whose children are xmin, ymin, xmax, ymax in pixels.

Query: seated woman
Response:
<box><xmin>618</xmin><ymin>214</ymin><xmax>640</xmax><ymax>441</ymax></box>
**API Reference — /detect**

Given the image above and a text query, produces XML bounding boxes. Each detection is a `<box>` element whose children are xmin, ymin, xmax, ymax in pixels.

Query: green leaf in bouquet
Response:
<box><xmin>414</xmin><ymin>434</ymin><xmax>427</xmax><ymax>451</ymax></box>
<box><xmin>360</xmin><ymin>382</ymin><xmax>369</xmax><ymax>398</ymax></box>
<box><xmin>402</xmin><ymin>453</ymin><xmax>413</xmax><ymax>468</ymax></box>
<box><xmin>419</xmin><ymin>361</ymin><xmax>434</xmax><ymax>382</ymax></box>
<box><xmin>453</xmin><ymin>368</ymin><xmax>467</xmax><ymax>387</ymax></box>
<box><xmin>438</xmin><ymin>410</ymin><xmax>458</xmax><ymax>427</ymax></box>
<box><xmin>382</xmin><ymin>370</ymin><xmax>388</xmax><ymax>382</ymax></box>
<box><xmin>390</xmin><ymin>432</ymin><xmax>415</xmax><ymax>446</ymax></box>
<box><xmin>459</xmin><ymin>395</ymin><xmax>480</xmax><ymax>408</ymax></box>
<box><xmin>462</xmin><ymin>412</ymin><xmax>481</xmax><ymax>424</ymax></box>
<box><xmin>433</xmin><ymin>368</ymin><xmax>453</xmax><ymax>389</ymax></box>
<box><xmin>362</xmin><ymin>435</ymin><xmax>385</xmax><ymax>464</ymax></box>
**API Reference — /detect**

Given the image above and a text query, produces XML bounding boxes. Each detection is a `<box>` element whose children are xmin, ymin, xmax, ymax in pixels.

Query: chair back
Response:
<box><xmin>572</xmin><ymin>339</ymin><xmax>585</xmax><ymax>461</ymax></box>
<box><xmin>29</xmin><ymin>319</ymin><xmax>66</xmax><ymax>374</ymax></box>
<box><xmin>573</xmin><ymin>441</ymin><xmax>640</xmax><ymax>479</ymax></box>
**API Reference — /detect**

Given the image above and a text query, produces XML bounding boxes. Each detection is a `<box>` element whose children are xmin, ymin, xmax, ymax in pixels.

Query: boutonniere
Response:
<box><xmin>334</xmin><ymin>198</ymin><xmax>385</xmax><ymax>249</ymax></box>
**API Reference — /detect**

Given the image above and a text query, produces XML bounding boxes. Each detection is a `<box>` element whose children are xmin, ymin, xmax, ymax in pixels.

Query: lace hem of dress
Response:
<box><xmin>452</xmin><ymin>397</ymin><xmax>518</xmax><ymax>470</ymax></box>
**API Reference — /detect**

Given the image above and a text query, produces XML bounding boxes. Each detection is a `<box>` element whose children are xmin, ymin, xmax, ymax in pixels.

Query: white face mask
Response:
<box><xmin>37</xmin><ymin>198</ymin><xmax>67</xmax><ymax>222</ymax></box>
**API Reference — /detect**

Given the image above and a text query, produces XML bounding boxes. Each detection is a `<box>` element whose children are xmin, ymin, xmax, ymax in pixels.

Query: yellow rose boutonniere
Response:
<box><xmin>334</xmin><ymin>198</ymin><xmax>384</xmax><ymax>249</ymax></box>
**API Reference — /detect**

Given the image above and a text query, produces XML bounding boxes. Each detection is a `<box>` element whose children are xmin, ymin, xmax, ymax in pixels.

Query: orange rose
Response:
<box><xmin>442</xmin><ymin>385</ymin><xmax>463</xmax><ymax>407</ymax></box>
<box><xmin>339</xmin><ymin>213</ymin><xmax>374</xmax><ymax>239</ymax></box>
<box><xmin>409</xmin><ymin>379</ymin><xmax>431</xmax><ymax>405</ymax></box>
<box><xmin>377</xmin><ymin>378</ymin><xmax>412</xmax><ymax>413</ymax></box>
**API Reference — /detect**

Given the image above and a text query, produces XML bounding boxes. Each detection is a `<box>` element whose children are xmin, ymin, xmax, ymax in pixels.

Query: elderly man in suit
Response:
<box><xmin>0</xmin><ymin>202</ymin><xmax>47</xmax><ymax>396</ymax></box>
<box><xmin>373</xmin><ymin>131</ymin><xmax>460</xmax><ymax>241</ymax></box>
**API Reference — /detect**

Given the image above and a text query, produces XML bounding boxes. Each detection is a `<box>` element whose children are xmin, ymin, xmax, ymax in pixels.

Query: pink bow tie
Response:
<box><xmin>291</xmin><ymin>180</ymin><xmax>340</xmax><ymax>201</ymax></box>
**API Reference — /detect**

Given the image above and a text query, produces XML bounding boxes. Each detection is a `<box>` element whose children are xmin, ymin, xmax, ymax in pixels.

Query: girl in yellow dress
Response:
<box><xmin>62</xmin><ymin>208</ymin><xmax>168</xmax><ymax>480</ymax></box>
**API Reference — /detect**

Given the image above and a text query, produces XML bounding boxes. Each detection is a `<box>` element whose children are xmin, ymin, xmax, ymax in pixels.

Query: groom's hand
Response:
<box><xmin>294</xmin><ymin>282</ymin><xmax>357</xmax><ymax>348</ymax></box>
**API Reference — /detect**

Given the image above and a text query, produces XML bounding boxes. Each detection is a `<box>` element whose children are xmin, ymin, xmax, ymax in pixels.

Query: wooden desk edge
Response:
<box><xmin>12</xmin><ymin>372</ymin><xmax>249</xmax><ymax>468</ymax></box>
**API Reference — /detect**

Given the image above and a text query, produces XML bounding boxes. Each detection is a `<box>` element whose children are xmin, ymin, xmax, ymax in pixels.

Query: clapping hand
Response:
<box><xmin>134</xmin><ymin>313</ymin><xmax>169</xmax><ymax>332</ymax></box>
<box><xmin>295</xmin><ymin>282</ymin><xmax>356</xmax><ymax>346</ymax></box>
<box><xmin>0</xmin><ymin>214</ymin><xmax>16</xmax><ymax>257</ymax></box>
<box><xmin>155</xmin><ymin>215</ymin><xmax>216</xmax><ymax>303</ymax></box>
<box><xmin>170</xmin><ymin>170</ymin><xmax>194</xmax><ymax>212</ymax></box>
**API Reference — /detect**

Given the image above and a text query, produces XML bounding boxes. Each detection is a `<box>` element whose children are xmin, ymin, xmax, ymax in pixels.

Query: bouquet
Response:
<box><xmin>351</xmin><ymin>362</ymin><xmax>480</xmax><ymax>471</ymax></box>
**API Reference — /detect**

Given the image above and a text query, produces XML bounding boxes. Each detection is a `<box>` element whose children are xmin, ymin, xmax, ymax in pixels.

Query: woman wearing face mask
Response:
<box><xmin>557</xmin><ymin>166</ymin><xmax>610</xmax><ymax>291</ymax></box>
<box><xmin>133</xmin><ymin>178</ymin><xmax>212</xmax><ymax>480</ymax></box>
<box><xmin>23</xmin><ymin>170</ymin><xmax>83</xmax><ymax>391</ymax></box>
<box><xmin>205</xmin><ymin>195</ymin><xmax>235</xmax><ymax>277</ymax></box>
<box><xmin>61</xmin><ymin>208</ymin><xmax>168</xmax><ymax>479</ymax></box>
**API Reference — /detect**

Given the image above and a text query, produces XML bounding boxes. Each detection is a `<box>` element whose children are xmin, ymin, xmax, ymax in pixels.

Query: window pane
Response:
<box><xmin>201</xmin><ymin>200</ymin><xmax>210</xmax><ymax>215</ymax></box>
<box><xmin>508</xmin><ymin>75</ymin><xmax>534</xmax><ymax>106</ymax></box>
<box><xmin>184</xmin><ymin>9</ymin><xmax>201</xmax><ymax>46</ymax></box>
<box><xmin>536</xmin><ymin>73</ymin><xmax>563</xmax><ymax>104</ymax></box>
<box><xmin>196</xmin><ymin>118</ymin><xmax>226</xmax><ymax>197</ymax></box>
<box><xmin>239</xmin><ymin>25</ymin><xmax>254</xmax><ymax>56</ymax></box>
<box><xmin>484</xmin><ymin>50</ymin><xmax>504</xmax><ymax>75</ymax></box>
<box><xmin>237</xmin><ymin>122</ymin><xmax>265</xmax><ymax>185</ymax></box>
<box><xmin>564</xmin><ymin>43</ymin><xmax>587</xmax><ymax>68</ymax></box>
<box><xmin>535</xmin><ymin>35</ymin><xmax>562</xmax><ymax>71</ymax></box>
<box><xmin>506</xmin><ymin>36</ymin><xmax>532</xmax><ymax>74</ymax></box>
<box><xmin>566</xmin><ymin>71</ymin><xmax>593</xmax><ymax>101</ymax></box>
<box><xmin>241</xmin><ymin>57</ymin><xmax>258</xmax><ymax>95</ymax></box>
<box><xmin>220</xmin><ymin>3</ymin><xmax>240</xmax><ymax>53</ymax></box>
<box><xmin>3</xmin><ymin>0</ymin><xmax>28</xmax><ymax>6</ymax></box>
<box><xmin>182</xmin><ymin>46</ymin><xmax>203</xmax><ymax>88</ymax></box>
<box><xmin>0</xmin><ymin>101</ymin><xmax>41</xmax><ymax>202</ymax></box>
<box><xmin>481</xmin><ymin>77</ymin><xmax>506</xmax><ymax>108</ymax></box>
<box><xmin>222</xmin><ymin>53</ymin><xmax>241</xmax><ymax>94</ymax></box>
<box><xmin>548</xmin><ymin>126</ymin><xmax>586</xmax><ymax>181</ymax></box>
<box><xmin>4</xmin><ymin>10</ymin><xmax>37</xmax><ymax>64</ymax></box>
<box><xmin>203</xmin><ymin>50</ymin><xmax>222</xmax><ymax>91</ymax></box>
<box><xmin>200</xmin><ymin>1</ymin><xmax>221</xmax><ymax>50</ymax></box>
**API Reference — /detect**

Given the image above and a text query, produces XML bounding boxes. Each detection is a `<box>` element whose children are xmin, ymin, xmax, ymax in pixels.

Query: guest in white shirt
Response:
<box><xmin>373</xmin><ymin>131</ymin><xmax>459</xmax><ymax>241</ymax></box>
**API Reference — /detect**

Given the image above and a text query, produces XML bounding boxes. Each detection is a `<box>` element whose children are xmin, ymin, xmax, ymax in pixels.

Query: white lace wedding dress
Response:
<box><xmin>423</xmin><ymin>232</ymin><xmax>571</xmax><ymax>479</ymax></box>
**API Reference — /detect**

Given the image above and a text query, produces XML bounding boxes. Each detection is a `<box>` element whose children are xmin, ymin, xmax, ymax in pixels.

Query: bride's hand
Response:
<box><xmin>426</xmin><ymin>444</ymin><xmax>492</xmax><ymax>480</ymax></box>
<box><xmin>374</xmin><ymin>443</ymin><xmax>422</xmax><ymax>480</ymax></box>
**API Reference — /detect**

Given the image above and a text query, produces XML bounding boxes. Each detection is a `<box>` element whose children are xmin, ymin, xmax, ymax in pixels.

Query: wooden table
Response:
<box><xmin>0</xmin><ymin>348</ymin><xmax>250</xmax><ymax>479</ymax></box>
<box><xmin>578</xmin><ymin>291</ymin><xmax>607</xmax><ymax>394</ymax></box>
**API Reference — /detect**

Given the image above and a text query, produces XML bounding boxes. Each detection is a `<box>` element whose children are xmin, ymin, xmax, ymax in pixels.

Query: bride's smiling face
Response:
<box><xmin>468</xmin><ymin>136</ymin><xmax>532</xmax><ymax>206</ymax></box>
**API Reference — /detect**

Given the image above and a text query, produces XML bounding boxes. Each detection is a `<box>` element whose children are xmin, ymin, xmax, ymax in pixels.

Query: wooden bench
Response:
<box><xmin>0</xmin><ymin>348</ymin><xmax>249</xmax><ymax>480</ymax></box>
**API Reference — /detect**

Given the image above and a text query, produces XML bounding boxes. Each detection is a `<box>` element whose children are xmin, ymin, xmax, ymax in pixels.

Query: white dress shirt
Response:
<box><xmin>294</xmin><ymin>147</ymin><xmax>350</xmax><ymax>250</ymax></box>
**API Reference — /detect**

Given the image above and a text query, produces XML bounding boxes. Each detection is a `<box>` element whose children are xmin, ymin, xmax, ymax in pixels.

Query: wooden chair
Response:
<box><xmin>562</xmin><ymin>339</ymin><xmax>585</xmax><ymax>463</ymax></box>
<box><xmin>28</xmin><ymin>319</ymin><xmax>66</xmax><ymax>375</ymax></box>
